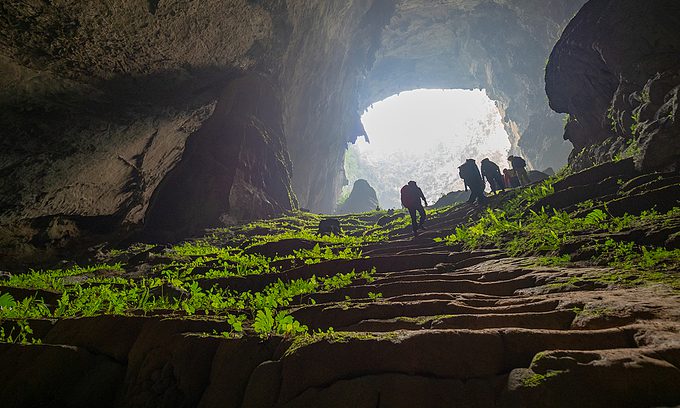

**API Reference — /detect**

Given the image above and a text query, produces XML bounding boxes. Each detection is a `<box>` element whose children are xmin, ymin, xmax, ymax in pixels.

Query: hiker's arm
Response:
<box><xmin>464</xmin><ymin>180</ymin><xmax>469</xmax><ymax>191</ymax></box>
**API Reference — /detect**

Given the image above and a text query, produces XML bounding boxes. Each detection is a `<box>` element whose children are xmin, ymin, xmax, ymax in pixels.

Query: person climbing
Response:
<box><xmin>400</xmin><ymin>180</ymin><xmax>428</xmax><ymax>237</ymax></box>
<box><xmin>458</xmin><ymin>159</ymin><xmax>486</xmax><ymax>204</ymax></box>
<box><xmin>508</xmin><ymin>155</ymin><xmax>530</xmax><ymax>186</ymax></box>
<box><xmin>480</xmin><ymin>158</ymin><xmax>505</xmax><ymax>194</ymax></box>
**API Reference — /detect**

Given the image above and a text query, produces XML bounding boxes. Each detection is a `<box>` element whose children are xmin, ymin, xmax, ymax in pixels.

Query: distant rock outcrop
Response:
<box><xmin>433</xmin><ymin>190</ymin><xmax>471</xmax><ymax>208</ymax></box>
<box><xmin>336</xmin><ymin>179</ymin><xmax>379</xmax><ymax>214</ymax></box>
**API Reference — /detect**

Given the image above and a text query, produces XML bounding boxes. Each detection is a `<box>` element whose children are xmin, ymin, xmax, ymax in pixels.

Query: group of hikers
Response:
<box><xmin>400</xmin><ymin>155</ymin><xmax>530</xmax><ymax>236</ymax></box>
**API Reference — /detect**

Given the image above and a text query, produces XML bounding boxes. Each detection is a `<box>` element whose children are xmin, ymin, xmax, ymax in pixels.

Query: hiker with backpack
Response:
<box><xmin>458</xmin><ymin>159</ymin><xmax>486</xmax><ymax>204</ymax></box>
<box><xmin>508</xmin><ymin>155</ymin><xmax>530</xmax><ymax>186</ymax></box>
<box><xmin>480</xmin><ymin>158</ymin><xmax>505</xmax><ymax>194</ymax></box>
<box><xmin>400</xmin><ymin>181</ymin><xmax>428</xmax><ymax>237</ymax></box>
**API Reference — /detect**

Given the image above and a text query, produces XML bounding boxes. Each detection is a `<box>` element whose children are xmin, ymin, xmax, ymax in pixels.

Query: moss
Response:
<box><xmin>285</xmin><ymin>330</ymin><xmax>401</xmax><ymax>356</ymax></box>
<box><xmin>521</xmin><ymin>370</ymin><xmax>567</xmax><ymax>387</ymax></box>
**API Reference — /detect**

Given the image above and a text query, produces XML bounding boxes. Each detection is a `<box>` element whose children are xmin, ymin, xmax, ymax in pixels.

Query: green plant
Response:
<box><xmin>522</xmin><ymin>370</ymin><xmax>566</xmax><ymax>387</ymax></box>
<box><xmin>253</xmin><ymin>308</ymin><xmax>275</xmax><ymax>338</ymax></box>
<box><xmin>0</xmin><ymin>292</ymin><xmax>16</xmax><ymax>310</ymax></box>
<box><xmin>0</xmin><ymin>320</ymin><xmax>41</xmax><ymax>344</ymax></box>
<box><xmin>630</xmin><ymin>110</ymin><xmax>641</xmax><ymax>136</ymax></box>
<box><xmin>368</xmin><ymin>292</ymin><xmax>383</xmax><ymax>301</ymax></box>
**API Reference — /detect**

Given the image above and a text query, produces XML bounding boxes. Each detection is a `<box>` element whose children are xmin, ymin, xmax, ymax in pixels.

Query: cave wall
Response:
<box><xmin>545</xmin><ymin>0</ymin><xmax>680</xmax><ymax>171</ymax></box>
<box><xmin>143</xmin><ymin>73</ymin><xmax>296</xmax><ymax>240</ymax></box>
<box><xmin>0</xmin><ymin>0</ymin><xmax>285</xmax><ymax>262</ymax></box>
<box><xmin>280</xmin><ymin>0</ymin><xmax>394</xmax><ymax>213</ymax></box>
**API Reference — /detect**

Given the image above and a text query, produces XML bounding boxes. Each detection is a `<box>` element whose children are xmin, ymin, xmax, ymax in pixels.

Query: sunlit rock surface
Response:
<box><xmin>545</xmin><ymin>0</ymin><xmax>680</xmax><ymax>171</ymax></box>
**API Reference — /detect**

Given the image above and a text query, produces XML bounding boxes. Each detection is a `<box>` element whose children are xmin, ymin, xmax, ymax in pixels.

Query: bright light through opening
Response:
<box><xmin>344</xmin><ymin>89</ymin><xmax>511</xmax><ymax>209</ymax></box>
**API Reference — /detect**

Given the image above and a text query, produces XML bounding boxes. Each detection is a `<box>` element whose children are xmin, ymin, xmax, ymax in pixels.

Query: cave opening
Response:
<box><xmin>343</xmin><ymin>88</ymin><xmax>511</xmax><ymax>210</ymax></box>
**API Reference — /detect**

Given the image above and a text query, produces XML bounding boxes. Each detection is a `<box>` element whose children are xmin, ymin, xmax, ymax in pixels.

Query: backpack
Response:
<box><xmin>400</xmin><ymin>185</ymin><xmax>417</xmax><ymax>208</ymax></box>
<box><xmin>512</xmin><ymin>156</ymin><xmax>526</xmax><ymax>168</ymax></box>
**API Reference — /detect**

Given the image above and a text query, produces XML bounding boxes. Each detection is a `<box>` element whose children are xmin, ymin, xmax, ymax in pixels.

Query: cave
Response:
<box><xmin>0</xmin><ymin>0</ymin><xmax>586</xmax><ymax>256</ymax></box>
<box><xmin>1</xmin><ymin>0</ymin><xmax>680</xmax><ymax>407</ymax></box>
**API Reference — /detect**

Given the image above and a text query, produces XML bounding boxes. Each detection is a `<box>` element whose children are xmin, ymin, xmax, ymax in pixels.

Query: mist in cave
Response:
<box><xmin>344</xmin><ymin>89</ymin><xmax>511</xmax><ymax>209</ymax></box>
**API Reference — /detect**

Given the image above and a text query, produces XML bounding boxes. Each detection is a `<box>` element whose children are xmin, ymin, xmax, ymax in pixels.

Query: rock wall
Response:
<box><xmin>545</xmin><ymin>0</ymin><xmax>680</xmax><ymax>171</ymax></box>
<box><xmin>0</xmin><ymin>0</ymin><xmax>284</xmax><ymax>263</ymax></box>
<box><xmin>143</xmin><ymin>74</ymin><xmax>296</xmax><ymax>240</ymax></box>
<box><xmin>281</xmin><ymin>0</ymin><xmax>395</xmax><ymax>213</ymax></box>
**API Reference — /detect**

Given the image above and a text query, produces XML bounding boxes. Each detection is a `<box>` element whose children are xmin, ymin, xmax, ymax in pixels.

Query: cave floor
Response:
<box><xmin>1</xmin><ymin>159</ymin><xmax>679</xmax><ymax>408</ymax></box>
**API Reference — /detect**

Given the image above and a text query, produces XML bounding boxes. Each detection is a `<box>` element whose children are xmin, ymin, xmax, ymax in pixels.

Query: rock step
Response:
<box><xmin>197</xmin><ymin>252</ymin><xmax>460</xmax><ymax>292</ymax></box>
<box><xmin>272</xmin><ymin>327</ymin><xmax>640</xmax><ymax>404</ymax></box>
<box><xmin>306</xmin><ymin>276</ymin><xmax>537</xmax><ymax>304</ymax></box>
<box><xmin>276</xmin><ymin>372</ymin><xmax>504</xmax><ymax>408</ymax></box>
<box><xmin>342</xmin><ymin>309</ymin><xmax>577</xmax><ymax>332</ymax></box>
<box><xmin>361</xmin><ymin>241</ymin><xmax>453</xmax><ymax>256</ymax></box>
<box><xmin>503</xmin><ymin>347</ymin><xmax>680</xmax><ymax>408</ymax></box>
<box><xmin>379</xmin><ymin>292</ymin><xmax>515</xmax><ymax>303</ymax></box>
<box><xmin>372</xmin><ymin>267</ymin><xmax>528</xmax><ymax>285</ymax></box>
<box><xmin>292</xmin><ymin>299</ymin><xmax>561</xmax><ymax>329</ymax></box>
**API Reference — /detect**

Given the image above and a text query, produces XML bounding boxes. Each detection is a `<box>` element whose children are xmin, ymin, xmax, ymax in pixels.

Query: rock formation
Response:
<box><xmin>545</xmin><ymin>0</ymin><xmax>680</xmax><ymax>171</ymax></box>
<box><xmin>433</xmin><ymin>190</ymin><xmax>471</xmax><ymax>208</ymax></box>
<box><xmin>336</xmin><ymin>179</ymin><xmax>380</xmax><ymax>214</ymax></box>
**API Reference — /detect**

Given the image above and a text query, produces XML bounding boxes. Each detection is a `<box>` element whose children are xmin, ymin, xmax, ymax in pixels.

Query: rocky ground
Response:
<box><xmin>1</xmin><ymin>159</ymin><xmax>679</xmax><ymax>408</ymax></box>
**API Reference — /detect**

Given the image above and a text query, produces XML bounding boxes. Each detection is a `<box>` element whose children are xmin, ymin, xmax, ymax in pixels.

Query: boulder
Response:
<box><xmin>336</xmin><ymin>179</ymin><xmax>380</xmax><ymax>214</ymax></box>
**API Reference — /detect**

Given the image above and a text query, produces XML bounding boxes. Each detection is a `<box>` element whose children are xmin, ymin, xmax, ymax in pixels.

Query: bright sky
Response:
<box><xmin>344</xmin><ymin>88</ymin><xmax>511</xmax><ymax>209</ymax></box>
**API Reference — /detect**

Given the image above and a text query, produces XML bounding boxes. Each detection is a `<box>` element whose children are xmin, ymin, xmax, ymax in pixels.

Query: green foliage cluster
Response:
<box><xmin>6</xmin><ymin>263</ymin><xmax>124</xmax><ymax>291</ymax></box>
<box><xmin>293</xmin><ymin>244</ymin><xmax>363</xmax><ymax>265</ymax></box>
<box><xmin>435</xmin><ymin>177</ymin><xmax>680</xmax><ymax>287</ymax></box>
<box><xmin>0</xmin><ymin>266</ymin><xmax>373</xmax><ymax>341</ymax></box>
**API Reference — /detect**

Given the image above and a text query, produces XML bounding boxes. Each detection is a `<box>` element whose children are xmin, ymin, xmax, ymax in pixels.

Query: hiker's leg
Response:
<box><xmin>408</xmin><ymin>207</ymin><xmax>418</xmax><ymax>233</ymax></box>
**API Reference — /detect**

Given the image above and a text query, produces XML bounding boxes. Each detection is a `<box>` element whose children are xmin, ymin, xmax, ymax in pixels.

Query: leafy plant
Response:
<box><xmin>368</xmin><ymin>292</ymin><xmax>383</xmax><ymax>301</ymax></box>
<box><xmin>0</xmin><ymin>292</ymin><xmax>16</xmax><ymax>310</ymax></box>
<box><xmin>253</xmin><ymin>308</ymin><xmax>275</xmax><ymax>338</ymax></box>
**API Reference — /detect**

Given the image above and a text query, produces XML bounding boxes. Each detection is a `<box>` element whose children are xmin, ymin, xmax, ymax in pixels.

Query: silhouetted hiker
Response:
<box><xmin>458</xmin><ymin>159</ymin><xmax>486</xmax><ymax>204</ymax></box>
<box><xmin>503</xmin><ymin>168</ymin><xmax>520</xmax><ymax>188</ymax></box>
<box><xmin>480</xmin><ymin>158</ymin><xmax>505</xmax><ymax>194</ymax></box>
<box><xmin>318</xmin><ymin>218</ymin><xmax>341</xmax><ymax>236</ymax></box>
<box><xmin>508</xmin><ymin>155</ymin><xmax>530</xmax><ymax>186</ymax></box>
<box><xmin>400</xmin><ymin>181</ymin><xmax>428</xmax><ymax>236</ymax></box>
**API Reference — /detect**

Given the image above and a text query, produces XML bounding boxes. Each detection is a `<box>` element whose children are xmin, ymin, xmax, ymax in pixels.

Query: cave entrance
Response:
<box><xmin>344</xmin><ymin>89</ymin><xmax>511</xmax><ymax>209</ymax></box>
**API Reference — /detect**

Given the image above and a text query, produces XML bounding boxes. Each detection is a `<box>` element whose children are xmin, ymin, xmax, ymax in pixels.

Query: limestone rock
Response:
<box><xmin>433</xmin><ymin>190</ymin><xmax>471</xmax><ymax>207</ymax></box>
<box><xmin>337</xmin><ymin>179</ymin><xmax>380</xmax><ymax>214</ymax></box>
<box><xmin>546</xmin><ymin>0</ymin><xmax>680</xmax><ymax>170</ymax></box>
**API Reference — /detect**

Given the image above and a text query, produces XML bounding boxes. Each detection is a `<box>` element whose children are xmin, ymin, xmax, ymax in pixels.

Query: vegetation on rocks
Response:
<box><xmin>436</xmin><ymin>176</ymin><xmax>680</xmax><ymax>288</ymax></box>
